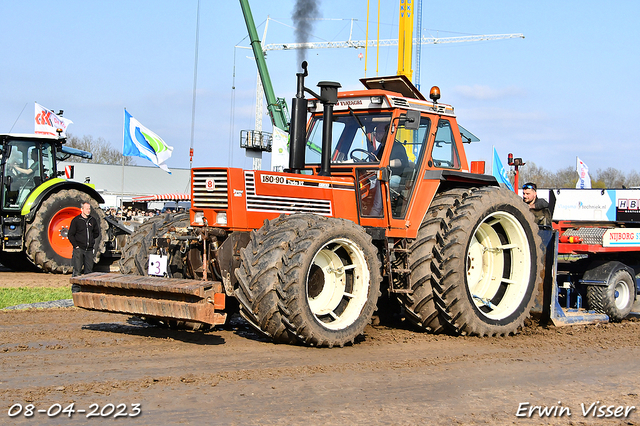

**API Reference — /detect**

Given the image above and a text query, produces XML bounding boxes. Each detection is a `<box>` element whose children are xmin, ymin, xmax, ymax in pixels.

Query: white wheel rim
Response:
<box><xmin>466</xmin><ymin>211</ymin><xmax>531</xmax><ymax>321</ymax></box>
<box><xmin>306</xmin><ymin>238</ymin><xmax>370</xmax><ymax>330</ymax></box>
<box><xmin>614</xmin><ymin>280</ymin><xmax>630</xmax><ymax>310</ymax></box>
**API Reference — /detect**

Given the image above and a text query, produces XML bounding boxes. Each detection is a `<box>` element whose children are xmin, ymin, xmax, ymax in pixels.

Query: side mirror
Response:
<box><xmin>405</xmin><ymin>110</ymin><xmax>421</xmax><ymax>130</ymax></box>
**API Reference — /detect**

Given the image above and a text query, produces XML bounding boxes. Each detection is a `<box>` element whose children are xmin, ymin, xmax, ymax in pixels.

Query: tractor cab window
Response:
<box><xmin>304</xmin><ymin>112</ymin><xmax>392</xmax><ymax>165</ymax></box>
<box><xmin>41</xmin><ymin>143</ymin><xmax>54</xmax><ymax>180</ymax></box>
<box><xmin>3</xmin><ymin>140</ymin><xmax>50</xmax><ymax>209</ymax></box>
<box><xmin>431</xmin><ymin>119</ymin><xmax>460</xmax><ymax>169</ymax></box>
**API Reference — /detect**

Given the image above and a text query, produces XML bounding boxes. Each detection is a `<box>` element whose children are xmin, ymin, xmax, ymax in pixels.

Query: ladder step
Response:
<box><xmin>392</xmin><ymin>268</ymin><xmax>411</xmax><ymax>274</ymax></box>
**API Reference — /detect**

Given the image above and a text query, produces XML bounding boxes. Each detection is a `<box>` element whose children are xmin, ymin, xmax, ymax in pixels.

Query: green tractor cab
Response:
<box><xmin>0</xmin><ymin>134</ymin><xmax>108</xmax><ymax>273</ymax></box>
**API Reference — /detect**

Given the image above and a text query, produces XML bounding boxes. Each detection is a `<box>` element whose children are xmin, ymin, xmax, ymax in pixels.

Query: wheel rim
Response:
<box><xmin>48</xmin><ymin>207</ymin><xmax>80</xmax><ymax>259</ymax></box>
<box><xmin>614</xmin><ymin>280</ymin><xmax>630</xmax><ymax>310</ymax></box>
<box><xmin>466</xmin><ymin>211</ymin><xmax>531</xmax><ymax>321</ymax></box>
<box><xmin>306</xmin><ymin>238</ymin><xmax>370</xmax><ymax>330</ymax></box>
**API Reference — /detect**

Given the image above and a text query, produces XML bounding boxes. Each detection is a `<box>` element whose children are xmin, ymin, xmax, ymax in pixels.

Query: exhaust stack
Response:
<box><xmin>288</xmin><ymin>62</ymin><xmax>341</xmax><ymax>176</ymax></box>
<box><xmin>289</xmin><ymin>62</ymin><xmax>309</xmax><ymax>173</ymax></box>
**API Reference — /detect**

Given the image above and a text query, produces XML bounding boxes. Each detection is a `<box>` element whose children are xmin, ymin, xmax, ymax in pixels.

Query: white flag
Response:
<box><xmin>576</xmin><ymin>157</ymin><xmax>591</xmax><ymax>189</ymax></box>
<box><xmin>34</xmin><ymin>103</ymin><xmax>73</xmax><ymax>137</ymax></box>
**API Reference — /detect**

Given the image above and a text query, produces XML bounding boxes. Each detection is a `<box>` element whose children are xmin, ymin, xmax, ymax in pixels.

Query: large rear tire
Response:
<box><xmin>235</xmin><ymin>214</ymin><xmax>382</xmax><ymax>347</ymax></box>
<box><xmin>25</xmin><ymin>189</ymin><xmax>108</xmax><ymax>274</ymax></box>
<box><xmin>119</xmin><ymin>212</ymin><xmax>190</xmax><ymax>276</ymax></box>
<box><xmin>432</xmin><ymin>186</ymin><xmax>543</xmax><ymax>336</ymax></box>
<box><xmin>398</xmin><ymin>189</ymin><xmax>468</xmax><ymax>333</ymax></box>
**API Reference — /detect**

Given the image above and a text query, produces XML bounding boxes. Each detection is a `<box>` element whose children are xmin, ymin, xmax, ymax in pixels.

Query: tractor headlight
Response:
<box><xmin>216</xmin><ymin>212</ymin><xmax>227</xmax><ymax>225</ymax></box>
<box><xmin>194</xmin><ymin>211</ymin><xmax>204</xmax><ymax>225</ymax></box>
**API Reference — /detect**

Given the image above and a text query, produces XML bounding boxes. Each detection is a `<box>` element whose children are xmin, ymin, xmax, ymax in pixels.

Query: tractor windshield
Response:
<box><xmin>305</xmin><ymin>112</ymin><xmax>392</xmax><ymax>165</ymax></box>
<box><xmin>3</xmin><ymin>139</ymin><xmax>54</xmax><ymax>209</ymax></box>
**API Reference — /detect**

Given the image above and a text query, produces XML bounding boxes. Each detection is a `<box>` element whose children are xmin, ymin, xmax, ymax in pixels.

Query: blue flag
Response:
<box><xmin>492</xmin><ymin>147</ymin><xmax>514</xmax><ymax>191</ymax></box>
<box><xmin>123</xmin><ymin>109</ymin><xmax>173</xmax><ymax>173</ymax></box>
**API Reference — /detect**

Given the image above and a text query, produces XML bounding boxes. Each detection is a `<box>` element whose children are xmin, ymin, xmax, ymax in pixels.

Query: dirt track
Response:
<box><xmin>1</xmin><ymin>272</ymin><xmax>640</xmax><ymax>425</ymax></box>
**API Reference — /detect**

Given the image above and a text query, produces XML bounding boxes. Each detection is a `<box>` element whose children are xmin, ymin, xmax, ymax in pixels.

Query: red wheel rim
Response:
<box><xmin>48</xmin><ymin>207</ymin><xmax>80</xmax><ymax>259</ymax></box>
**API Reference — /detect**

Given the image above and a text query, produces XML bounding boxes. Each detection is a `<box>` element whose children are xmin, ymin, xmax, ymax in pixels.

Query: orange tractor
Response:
<box><xmin>72</xmin><ymin>63</ymin><xmax>544</xmax><ymax>347</ymax></box>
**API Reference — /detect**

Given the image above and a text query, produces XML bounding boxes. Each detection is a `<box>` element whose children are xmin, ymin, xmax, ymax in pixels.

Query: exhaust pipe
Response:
<box><xmin>289</xmin><ymin>62</ymin><xmax>309</xmax><ymax>173</ymax></box>
<box><xmin>317</xmin><ymin>81</ymin><xmax>340</xmax><ymax>176</ymax></box>
<box><xmin>288</xmin><ymin>62</ymin><xmax>341</xmax><ymax>176</ymax></box>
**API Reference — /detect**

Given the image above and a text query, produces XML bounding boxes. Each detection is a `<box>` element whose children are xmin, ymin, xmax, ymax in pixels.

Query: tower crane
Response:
<box><xmin>241</xmin><ymin>1</ymin><xmax>523</xmax><ymax>171</ymax></box>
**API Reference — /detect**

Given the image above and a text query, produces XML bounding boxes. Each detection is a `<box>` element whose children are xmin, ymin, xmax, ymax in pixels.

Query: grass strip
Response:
<box><xmin>0</xmin><ymin>287</ymin><xmax>72</xmax><ymax>309</ymax></box>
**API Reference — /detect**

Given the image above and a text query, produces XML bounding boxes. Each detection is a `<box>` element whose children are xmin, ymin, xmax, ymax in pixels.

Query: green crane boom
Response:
<box><xmin>239</xmin><ymin>0</ymin><xmax>289</xmax><ymax>132</ymax></box>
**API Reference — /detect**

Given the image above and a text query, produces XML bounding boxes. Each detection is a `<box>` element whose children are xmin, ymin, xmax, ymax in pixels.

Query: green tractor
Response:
<box><xmin>0</xmin><ymin>133</ymin><xmax>110</xmax><ymax>273</ymax></box>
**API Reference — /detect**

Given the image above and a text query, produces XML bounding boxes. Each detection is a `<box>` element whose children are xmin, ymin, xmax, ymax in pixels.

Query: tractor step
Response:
<box><xmin>71</xmin><ymin>272</ymin><xmax>227</xmax><ymax>326</ymax></box>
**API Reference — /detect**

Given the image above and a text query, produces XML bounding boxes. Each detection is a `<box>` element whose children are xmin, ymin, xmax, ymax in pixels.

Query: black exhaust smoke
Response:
<box><xmin>292</xmin><ymin>0</ymin><xmax>321</xmax><ymax>66</ymax></box>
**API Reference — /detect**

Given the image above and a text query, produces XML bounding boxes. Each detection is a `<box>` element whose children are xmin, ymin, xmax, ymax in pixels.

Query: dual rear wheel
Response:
<box><xmin>400</xmin><ymin>187</ymin><xmax>543</xmax><ymax>336</ymax></box>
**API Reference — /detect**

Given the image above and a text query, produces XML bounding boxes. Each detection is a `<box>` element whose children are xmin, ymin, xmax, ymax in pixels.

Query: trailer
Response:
<box><xmin>538</xmin><ymin>188</ymin><xmax>640</xmax><ymax>325</ymax></box>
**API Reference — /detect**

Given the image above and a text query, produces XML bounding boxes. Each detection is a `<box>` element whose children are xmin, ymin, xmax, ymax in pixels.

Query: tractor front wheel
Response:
<box><xmin>235</xmin><ymin>214</ymin><xmax>382</xmax><ymax>347</ymax></box>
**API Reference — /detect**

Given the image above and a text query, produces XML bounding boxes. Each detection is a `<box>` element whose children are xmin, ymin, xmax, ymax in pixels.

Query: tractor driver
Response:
<box><xmin>10</xmin><ymin>150</ymin><xmax>39</xmax><ymax>177</ymax></box>
<box><xmin>371</xmin><ymin>125</ymin><xmax>408</xmax><ymax>176</ymax></box>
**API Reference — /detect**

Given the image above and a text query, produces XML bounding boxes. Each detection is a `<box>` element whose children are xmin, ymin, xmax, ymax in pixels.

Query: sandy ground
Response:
<box><xmin>1</xmin><ymin>271</ymin><xmax>640</xmax><ymax>425</ymax></box>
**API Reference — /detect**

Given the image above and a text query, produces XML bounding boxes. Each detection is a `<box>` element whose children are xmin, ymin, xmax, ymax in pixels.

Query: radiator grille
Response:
<box><xmin>245</xmin><ymin>171</ymin><xmax>332</xmax><ymax>215</ymax></box>
<box><xmin>193</xmin><ymin>169</ymin><xmax>229</xmax><ymax>209</ymax></box>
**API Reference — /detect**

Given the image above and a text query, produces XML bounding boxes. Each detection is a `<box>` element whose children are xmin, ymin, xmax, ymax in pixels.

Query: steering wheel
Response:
<box><xmin>7</xmin><ymin>163</ymin><xmax>20</xmax><ymax>178</ymax></box>
<box><xmin>350</xmin><ymin>149</ymin><xmax>379</xmax><ymax>163</ymax></box>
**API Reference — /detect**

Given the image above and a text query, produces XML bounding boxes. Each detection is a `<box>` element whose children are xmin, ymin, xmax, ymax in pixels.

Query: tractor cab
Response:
<box><xmin>298</xmin><ymin>72</ymin><xmax>472</xmax><ymax>233</ymax></box>
<box><xmin>1</xmin><ymin>135</ymin><xmax>57</xmax><ymax>211</ymax></box>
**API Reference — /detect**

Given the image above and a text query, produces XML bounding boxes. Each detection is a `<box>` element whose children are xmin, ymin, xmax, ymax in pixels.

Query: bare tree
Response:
<box><xmin>516</xmin><ymin>161</ymin><xmax>640</xmax><ymax>189</ymax></box>
<box><xmin>516</xmin><ymin>162</ymin><xmax>578</xmax><ymax>189</ymax></box>
<box><xmin>594</xmin><ymin>167</ymin><xmax>627</xmax><ymax>188</ymax></box>
<box><xmin>65</xmin><ymin>134</ymin><xmax>136</xmax><ymax>165</ymax></box>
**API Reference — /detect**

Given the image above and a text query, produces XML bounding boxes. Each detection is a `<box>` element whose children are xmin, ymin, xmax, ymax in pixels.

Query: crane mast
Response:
<box><xmin>397</xmin><ymin>0</ymin><xmax>414</xmax><ymax>79</ymax></box>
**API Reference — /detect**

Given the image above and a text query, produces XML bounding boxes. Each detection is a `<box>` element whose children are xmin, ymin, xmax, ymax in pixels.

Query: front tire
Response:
<box><xmin>25</xmin><ymin>189</ymin><xmax>108</xmax><ymax>274</ymax></box>
<box><xmin>235</xmin><ymin>214</ymin><xmax>382</xmax><ymax>347</ymax></box>
<box><xmin>432</xmin><ymin>187</ymin><xmax>543</xmax><ymax>336</ymax></box>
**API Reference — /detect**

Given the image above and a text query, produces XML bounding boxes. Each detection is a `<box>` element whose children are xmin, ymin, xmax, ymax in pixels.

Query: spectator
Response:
<box><xmin>68</xmin><ymin>201</ymin><xmax>100</xmax><ymax>276</ymax></box>
<box><xmin>522</xmin><ymin>182</ymin><xmax>551</xmax><ymax>226</ymax></box>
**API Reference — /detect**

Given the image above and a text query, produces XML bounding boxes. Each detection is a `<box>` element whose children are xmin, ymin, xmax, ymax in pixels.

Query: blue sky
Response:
<box><xmin>2</xmin><ymin>1</ymin><xmax>639</xmax><ymax>175</ymax></box>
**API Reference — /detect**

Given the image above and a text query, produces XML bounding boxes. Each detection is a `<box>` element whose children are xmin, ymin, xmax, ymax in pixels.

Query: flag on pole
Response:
<box><xmin>576</xmin><ymin>157</ymin><xmax>591</xmax><ymax>189</ymax></box>
<box><xmin>123</xmin><ymin>109</ymin><xmax>173</xmax><ymax>173</ymax></box>
<box><xmin>34</xmin><ymin>103</ymin><xmax>73</xmax><ymax>137</ymax></box>
<box><xmin>492</xmin><ymin>147</ymin><xmax>514</xmax><ymax>191</ymax></box>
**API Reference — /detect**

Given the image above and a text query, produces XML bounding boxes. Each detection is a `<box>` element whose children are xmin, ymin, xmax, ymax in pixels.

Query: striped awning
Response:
<box><xmin>132</xmin><ymin>193</ymin><xmax>191</xmax><ymax>202</ymax></box>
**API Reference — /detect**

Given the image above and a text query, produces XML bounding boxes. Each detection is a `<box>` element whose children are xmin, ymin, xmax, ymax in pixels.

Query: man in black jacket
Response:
<box><xmin>68</xmin><ymin>201</ymin><xmax>100</xmax><ymax>276</ymax></box>
<box><xmin>522</xmin><ymin>182</ymin><xmax>552</xmax><ymax>226</ymax></box>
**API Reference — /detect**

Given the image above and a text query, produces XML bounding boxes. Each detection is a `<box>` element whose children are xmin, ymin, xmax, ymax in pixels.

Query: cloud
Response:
<box><xmin>453</xmin><ymin>85</ymin><xmax>526</xmax><ymax>100</ymax></box>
